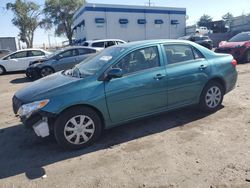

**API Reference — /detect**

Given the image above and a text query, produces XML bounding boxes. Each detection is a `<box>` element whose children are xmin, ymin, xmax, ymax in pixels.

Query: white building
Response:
<box><xmin>73</xmin><ymin>3</ymin><xmax>186</xmax><ymax>43</ymax></box>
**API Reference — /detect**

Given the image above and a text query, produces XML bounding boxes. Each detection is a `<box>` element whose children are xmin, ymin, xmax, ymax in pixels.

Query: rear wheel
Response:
<box><xmin>54</xmin><ymin>106</ymin><xmax>102</xmax><ymax>150</ymax></box>
<box><xmin>199</xmin><ymin>81</ymin><xmax>224</xmax><ymax>112</ymax></box>
<box><xmin>0</xmin><ymin>66</ymin><xmax>6</xmax><ymax>75</ymax></box>
<box><xmin>40</xmin><ymin>67</ymin><xmax>54</xmax><ymax>77</ymax></box>
<box><xmin>245</xmin><ymin>50</ymin><xmax>250</xmax><ymax>63</ymax></box>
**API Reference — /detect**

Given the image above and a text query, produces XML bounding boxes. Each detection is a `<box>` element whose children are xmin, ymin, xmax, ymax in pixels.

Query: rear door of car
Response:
<box><xmin>104</xmin><ymin>45</ymin><xmax>168</xmax><ymax>123</ymax></box>
<box><xmin>162</xmin><ymin>43</ymin><xmax>210</xmax><ymax>108</ymax></box>
<box><xmin>27</xmin><ymin>50</ymin><xmax>46</xmax><ymax>66</ymax></box>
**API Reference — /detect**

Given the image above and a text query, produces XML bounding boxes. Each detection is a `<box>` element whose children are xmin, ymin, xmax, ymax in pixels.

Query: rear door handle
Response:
<box><xmin>154</xmin><ymin>74</ymin><xmax>166</xmax><ymax>80</ymax></box>
<box><xmin>199</xmin><ymin>64</ymin><xmax>208</xmax><ymax>70</ymax></box>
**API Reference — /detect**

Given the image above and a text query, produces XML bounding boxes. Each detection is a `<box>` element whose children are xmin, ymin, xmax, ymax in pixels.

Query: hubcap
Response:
<box><xmin>64</xmin><ymin>115</ymin><xmax>95</xmax><ymax>145</ymax></box>
<box><xmin>41</xmin><ymin>68</ymin><xmax>53</xmax><ymax>77</ymax></box>
<box><xmin>205</xmin><ymin>86</ymin><xmax>222</xmax><ymax>108</ymax></box>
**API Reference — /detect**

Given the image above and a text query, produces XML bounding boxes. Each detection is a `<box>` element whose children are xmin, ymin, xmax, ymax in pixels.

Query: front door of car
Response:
<box><xmin>104</xmin><ymin>46</ymin><xmax>168</xmax><ymax>123</ymax></box>
<box><xmin>5</xmin><ymin>51</ymin><xmax>29</xmax><ymax>71</ymax></box>
<box><xmin>163</xmin><ymin>44</ymin><xmax>210</xmax><ymax>108</ymax></box>
<box><xmin>54</xmin><ymin>49</ymin><xmax>77</xmax><ymax>71</ymax></box>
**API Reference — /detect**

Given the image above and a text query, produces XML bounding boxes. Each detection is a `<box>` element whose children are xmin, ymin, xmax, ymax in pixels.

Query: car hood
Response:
<box><xmin>15</xmin><ymin>72</ymin><xmax>81</xmax><ymax>103</ymax></box>
<box><xmin>219</xmin><ymin>41</ymin><xmax>246</xmax><ymax>48</ymax></box>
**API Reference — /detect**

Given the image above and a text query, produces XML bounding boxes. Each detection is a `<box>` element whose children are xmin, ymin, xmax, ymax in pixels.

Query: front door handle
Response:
<box><xmin>199</xmin><ymin>64</ymin><xmax>208</xmax><ymax>70</ymax></box>
<box><xmin>153</xmin><ymin>74</ymin><xmax>166</xmax><ymax>80</ymax></box>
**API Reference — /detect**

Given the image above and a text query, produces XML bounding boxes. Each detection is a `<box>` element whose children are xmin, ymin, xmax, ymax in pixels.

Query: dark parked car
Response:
<box><xmin>13</xmin><ymin>40</ymin><xmax>237</xmax><ymax>150</ymax></box>
<box><xmin>26</xmin><ymin>46</ymin><xmax>98</xmax><ymax>79</ymax></box>
<box><xmin>179</xmin><ymin>35</ymin><xmax>213</xmax><ymax>50</ymax></box>
<box><xmin>215</xmin><ymin>31</ymin><xmax>250</xmax><ymax>63</ymax></box>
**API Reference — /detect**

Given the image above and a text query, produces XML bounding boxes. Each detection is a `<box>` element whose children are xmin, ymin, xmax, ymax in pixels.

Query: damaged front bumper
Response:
<box><xmin>18</xmin><ymin>110</ymin><xmax>56</xmax><ymax>138</ymax></box>
<box><xmin>13</xmin><ymin>96</ymin><xmax>55</xmax><ymax>138</ymax></box>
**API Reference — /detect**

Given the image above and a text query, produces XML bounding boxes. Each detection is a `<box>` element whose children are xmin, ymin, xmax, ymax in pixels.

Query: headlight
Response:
<box><xmin>18</xmin><ymin>99</ymin><xmax>49</xmax><ymax>118</ymax></box>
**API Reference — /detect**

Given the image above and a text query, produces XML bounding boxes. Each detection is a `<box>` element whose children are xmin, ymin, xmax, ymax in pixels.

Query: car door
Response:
<box><xmin>162</xmin><ymin>44</ymin><xmax>210</xmax><ymax>108</ymax></box>
<box><xmin>53</xmin><ymin>49</ymin><xmax>77</xmax><ymax>71</ymax></box>
<box><xmin>104</xmin><ymin>45</ymin><xmax>168</xmax><ymax>123</ymax></box>
<box><xmin>3</xmin><ymin>51</ymin><xmax>29</xmax><ymax>71</ymax></box>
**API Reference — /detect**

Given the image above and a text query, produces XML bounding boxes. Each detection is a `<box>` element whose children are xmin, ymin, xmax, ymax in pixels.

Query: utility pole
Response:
<box><xmin>148</xmin><ymin>0</ymin><xmax>151</xmax><ymax>6</ymax></box>
<box><xmin>146</xmin><ymin>0</ymin><xmax>154</xmax><ymax>7</ymax></box>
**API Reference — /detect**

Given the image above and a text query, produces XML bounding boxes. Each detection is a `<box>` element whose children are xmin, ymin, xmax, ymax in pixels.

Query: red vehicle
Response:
<box><xmin>215</xmin><ymin>32</ymin><xmax>250</xmax><ymax>63</ymax></box>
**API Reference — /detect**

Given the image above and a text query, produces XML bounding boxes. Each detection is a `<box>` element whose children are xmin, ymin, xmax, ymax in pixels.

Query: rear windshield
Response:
<box><xmin>229</xmin><ymin>33</ymin><xmax>250</xmax><ymax>42</ymax></box>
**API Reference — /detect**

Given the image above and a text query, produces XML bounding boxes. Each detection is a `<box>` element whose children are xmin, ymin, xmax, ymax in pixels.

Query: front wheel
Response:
<box><xmin>0</xmin><ymin>66</ymin><xmax>6</xmax><ymax>75</ymax></box>
<box><xmin>199</xmin><ymin>81</ymin><xmax>224</xmax><ymax>112</ymax></box>
<box><xmin>40</xmin><ymin>67</ymin><xmax>54</xmax><ymax>77</ymax></box>
<box><xmin>54</xmin><ymin>106</ymin><xmax>103</xmax><ymax>150</ymax></box>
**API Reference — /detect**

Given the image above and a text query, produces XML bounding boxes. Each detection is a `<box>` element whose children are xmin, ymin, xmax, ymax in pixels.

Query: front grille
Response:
<box><xmin>12</xmin><ymin>96</ymin><xmax>22</xmax><ymax>114</ymax></box>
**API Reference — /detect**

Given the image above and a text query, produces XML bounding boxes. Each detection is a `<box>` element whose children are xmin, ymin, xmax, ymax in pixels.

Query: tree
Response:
<box><xmin>43</xmin><ymin>0</ymin><xmax>84</xmax><ymax>45</ymax></box>
<box><xmin>197</xmin><ymin>14</ymin><xmax>213</xmax><ymax>28</ymax></box>
<box><xmin>222</xmin><ymin>12</ymin><xmax>234</xmax><ymax>31</ymax></box>
<box><xmin>222</xmin><ymin>12</ymin><xmax>234</xmax><ymax>22</ymax></box>
<box><xmin>6</xmin><ymin>0</ymin><xmax>43</xmax><ymax>48</ymax></box>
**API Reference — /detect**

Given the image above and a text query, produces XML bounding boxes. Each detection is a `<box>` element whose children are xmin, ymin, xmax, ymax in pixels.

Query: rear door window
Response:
<box><xmin>29</xmin><ymin>50</ymin><xmax>45</xmax><ymax>57</ymax></box>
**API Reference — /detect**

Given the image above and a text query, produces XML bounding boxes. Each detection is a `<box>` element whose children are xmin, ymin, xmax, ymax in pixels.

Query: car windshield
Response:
<box><xmin>66</xmin><ymin>46</ymin><xmax>127</xmax><ymax>78</ymax></box>
<box><xmin>229</xmin><ymin>33</ymin><xmax>250</xmax><ymax>42</ymax></box>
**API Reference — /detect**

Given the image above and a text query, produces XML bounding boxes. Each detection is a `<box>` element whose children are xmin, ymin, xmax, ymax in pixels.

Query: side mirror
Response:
<box><xmin>105</xmin><ymin>68</ymin><xmax>123</xmax><ymax>80</ymax></box>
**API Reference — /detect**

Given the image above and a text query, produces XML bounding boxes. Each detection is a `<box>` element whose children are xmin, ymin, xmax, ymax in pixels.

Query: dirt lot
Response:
<box><xmin>0</xmin><ymin>64</ymin><xmax>250</xmax><ymax>188</ymax></box>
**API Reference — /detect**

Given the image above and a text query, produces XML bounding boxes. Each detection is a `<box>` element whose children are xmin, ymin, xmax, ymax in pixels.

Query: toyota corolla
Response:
<box><xmin>13</xmin><ymin>40</ymin><xmax>238</xmax><ymax>150</ymax></box>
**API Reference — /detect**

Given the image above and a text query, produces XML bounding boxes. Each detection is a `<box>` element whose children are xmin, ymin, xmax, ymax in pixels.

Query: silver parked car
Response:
<box><xmin>26</xmin><ymin>46</ymin><xmax>99</xmax><ymax>79</ymax></box>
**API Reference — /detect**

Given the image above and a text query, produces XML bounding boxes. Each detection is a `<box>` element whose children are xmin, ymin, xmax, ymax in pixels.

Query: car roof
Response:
<box><xmin>114</xmin><ymin>39</ymin><xmax>216</xmax><ymax>59</ymax></box>
<box><xmin>62</xmin><ymin>46</ymin><xmax>99</xmax><ymax>51</ymax></box>
<box><xmin>116</xmin><ymin>39</ymin><xmax>193</xmax><ymax>48</ymax></box>
<box><xmin>13</xmin><ymin>48</ymin><xmax>48</xmax><ymax>52</ymax></box>
<box><xmin>84</xmin><ymin>39</ymin><xmax>126</xmax><ymax>43</ymax></box>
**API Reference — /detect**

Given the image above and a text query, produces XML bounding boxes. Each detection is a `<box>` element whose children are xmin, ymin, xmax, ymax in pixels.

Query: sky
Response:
<box><xmin>0</xmin><ymin>0</ymin><xmax>249</xmax><ymax>46</ymax></box>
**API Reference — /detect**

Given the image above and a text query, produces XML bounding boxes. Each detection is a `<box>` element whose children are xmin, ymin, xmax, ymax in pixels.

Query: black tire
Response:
<box><xmin>0</xmin><ymin>65</ymin><xmax>6</xmax><ymax>75</ymax></box>
<box><xmin>40</xmin><ymin>66</ymin><xmax>54</xmax><ymax>77</ymax></box>
<box><xmin>54</xmin><ymin>106</ymin><xmax>103</xmax><ymax>150</ymax></box>
<box><xmin>199</xmin><ymin>81</ymin><xmax>224</xmax><ymax>112</ymax></box>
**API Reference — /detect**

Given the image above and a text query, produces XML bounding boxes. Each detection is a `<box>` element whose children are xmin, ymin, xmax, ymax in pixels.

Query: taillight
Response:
<box><xmin>231</xmin><ymin>59</ymin><xmax>237</xmax><ymax>67</ymax></box>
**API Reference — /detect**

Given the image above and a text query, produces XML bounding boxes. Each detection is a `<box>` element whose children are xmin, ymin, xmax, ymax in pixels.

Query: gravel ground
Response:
<box><xmin>0</xmin><ymin>64</ymin><xmax>250</xmax><ymax>188</ymax></box>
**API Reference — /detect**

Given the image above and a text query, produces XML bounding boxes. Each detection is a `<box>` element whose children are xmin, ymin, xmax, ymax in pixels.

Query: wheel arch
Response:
<box><xmin>203</xmin><ymin>76</ymin><xmax>226</xmax><ymax>94</ymax></box>
<box><xmin>55</xmin><ymin>104</ymin><xmax>105</xmax><ymax>129</ymax></box>
<box><xmin>0</xmin><ymin>65</ymin><xmax>6</xmax><ymax>74</ymax></box>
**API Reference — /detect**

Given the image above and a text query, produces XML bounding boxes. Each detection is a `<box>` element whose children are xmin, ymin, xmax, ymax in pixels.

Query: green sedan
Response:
<box><xmin>13</xmin><ymin>40</ymin><xmax>238</xmax><ymax>149</ymax></box>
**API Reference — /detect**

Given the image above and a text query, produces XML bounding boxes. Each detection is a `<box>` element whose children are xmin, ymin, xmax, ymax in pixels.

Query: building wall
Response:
<box><xmin>0</xmin><ymin>37</ymin><xmax>17</xmax><ymax>51</ymax></box>
<box><xmin>73</xmin><ymin>3</ymin><xmax>186</xmax><ymax>42</ymax></box>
